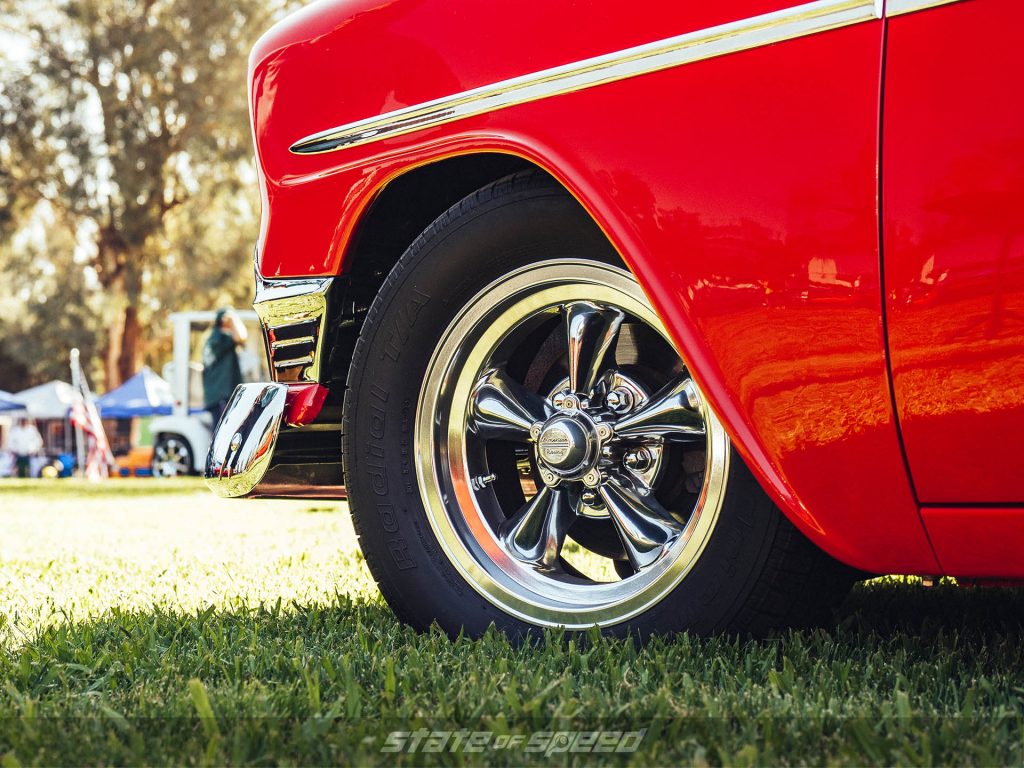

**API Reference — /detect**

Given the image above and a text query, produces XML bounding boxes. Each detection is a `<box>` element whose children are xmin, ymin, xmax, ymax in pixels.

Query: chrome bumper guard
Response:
<box><xmin>205</xmin><ymin>385</ymin><xmax>345</xmax><ymax>499</ymax></box>
<box><xmin>206</xmin><ymin>383</ymin><xmax>287</xmax><ymax>497</ymax></box>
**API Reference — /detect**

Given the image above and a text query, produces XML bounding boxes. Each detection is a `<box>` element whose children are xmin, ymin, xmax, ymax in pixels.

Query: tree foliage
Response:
<box><xmin>0</xmin><ymin>0</ymin><xmax>289</xmax><ymax>390</ymax></box>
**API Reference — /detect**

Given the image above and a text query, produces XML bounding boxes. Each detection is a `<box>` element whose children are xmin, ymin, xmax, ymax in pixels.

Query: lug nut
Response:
<box><xmin>582</xmin><ymin>469</ymin><xmax>602</xmax><ymax>488</ymax></box>
<box><xmin>596</xmin><ymin>423</ymin><xmax>613</xmax><ymax>441</ymax></box>
<box><xmin>624</xmin><ymin>447</ymin><xmax>654</xmax><ymax>473</ymax></box>
<box><xmin>552</xmin><ymin>391</ymin><xmax>579</xmax><ymax>410</ymax></box>
<box><xmin>605</xmin><ymin>388</ymin><xmax>634</xmax><ymax>414</ymax></box>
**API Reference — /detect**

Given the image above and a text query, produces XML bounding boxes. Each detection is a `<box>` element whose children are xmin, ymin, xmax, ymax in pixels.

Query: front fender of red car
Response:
<box><xmin>245</xmin><ymin>0</ymin><xmax>940</xmax><ymax>575</ymax></box>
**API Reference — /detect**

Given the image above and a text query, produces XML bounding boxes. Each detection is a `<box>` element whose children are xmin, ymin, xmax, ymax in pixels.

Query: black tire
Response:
<box><xmin>342</xmin><ymin>171</ymin><xmax>855</xmax><ymax>638</ymax></box>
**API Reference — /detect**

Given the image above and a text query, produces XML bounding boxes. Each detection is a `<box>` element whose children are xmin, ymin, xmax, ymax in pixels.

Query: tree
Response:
<box><xmin>0</xmin><ymin>217</ymin><xmax>108</xmax><ymax>387</ymax></box>
<box><xmin>0</xmin><ymin>0</ymin><xmax>288</xmax><ymax>388</ymax></box>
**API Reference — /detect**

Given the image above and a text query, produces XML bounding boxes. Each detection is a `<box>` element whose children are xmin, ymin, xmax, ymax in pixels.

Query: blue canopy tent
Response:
<box><xmin>96</xmin><ymin>367</ymin><xmax>174</xmax><ymax>418</ymax></box>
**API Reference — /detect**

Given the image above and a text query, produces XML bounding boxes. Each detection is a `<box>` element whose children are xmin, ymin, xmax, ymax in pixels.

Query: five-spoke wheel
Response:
<box><xmin>416</xmin><ymin>260</ymin><xmax>729</xmax><ymax>627</ymax></box>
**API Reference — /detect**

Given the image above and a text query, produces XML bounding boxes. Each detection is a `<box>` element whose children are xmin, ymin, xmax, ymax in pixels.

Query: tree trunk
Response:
<box><xmin>105</xmin><ymin>313</ymin><xmax>124</xmax><ymax>390</ymax></box>
<box><xmin>117</xmin><ymin>303</ymin><xmax>141</xmax><ymax>384</ymax></box>
<box><xmin>117</xmin><ymin>262</ymin><xmax>145</xmax><ymax>385</ymax></box>
<box><xmin>103</xmin><ymin>260</ymin><xmax>143</xmax><ymax>390</ymax></box>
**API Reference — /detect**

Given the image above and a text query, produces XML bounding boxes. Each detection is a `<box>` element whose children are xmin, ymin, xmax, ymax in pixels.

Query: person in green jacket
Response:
<box><xmin>202</xmin><ymin>308</ymin><xmax>248</xmax><ymax>428</ymax></box>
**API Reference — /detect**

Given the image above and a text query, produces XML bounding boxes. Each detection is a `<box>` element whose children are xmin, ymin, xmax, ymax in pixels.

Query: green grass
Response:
<box><xmin>0</xmin><ymin>479</ymin><xmax>1021</xmax><ymax>765</ymax></box>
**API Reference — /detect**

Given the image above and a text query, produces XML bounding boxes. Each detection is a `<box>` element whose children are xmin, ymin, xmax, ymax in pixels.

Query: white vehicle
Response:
<box><xmin>150</xmin><ymin>310</ymin><xmax>266</xmax><ymax>476</ymax></box>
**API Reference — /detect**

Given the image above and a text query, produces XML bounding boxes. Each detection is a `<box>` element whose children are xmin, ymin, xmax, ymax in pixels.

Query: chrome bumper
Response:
<box><xmin>208</xmin><ymin>269</ymin><xmax>344</xmax><ymax>499</ymax></box>
<box><xmin>205</xmin><ymin>383</ymin><xmax>287</xmax><ymax>497</ymax></box>
<box><xmin>205</xmin><ymin>382</ymin><xmax>345</xmax><ymax>499</ymax></box>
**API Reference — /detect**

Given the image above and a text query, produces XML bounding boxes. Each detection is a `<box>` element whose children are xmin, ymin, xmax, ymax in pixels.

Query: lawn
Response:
<box><xmin>0</xmin><ymin>479</ymin><xmax>1021</xmax><ymax>766</ymax></box>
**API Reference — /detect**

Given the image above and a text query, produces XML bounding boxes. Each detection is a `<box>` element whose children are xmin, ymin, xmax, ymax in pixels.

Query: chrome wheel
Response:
<box><xmin>416</xmin><ymin>259</ymin><xmax>729</xmax><ymax>628</ymax></box>
<box><xmin>153</xmin><ymin>436</ymin><xmax>192</xmax><ymax>477</ymax></box>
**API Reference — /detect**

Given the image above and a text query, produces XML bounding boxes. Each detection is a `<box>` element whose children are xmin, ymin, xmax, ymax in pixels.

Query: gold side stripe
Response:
<box><xmin>886</xmin><ymin>0</ymin><xmax>962</xmax><ymax>16</ymax></box>
<box><xmin>289</xmin><ymin>0</ymin><xmax>967</xmax><ymax>156</ymax></box>
<box><xmin>291</xmin><ymin>0</ymin><xmax>884</xmax><ymax>155</ymax></box>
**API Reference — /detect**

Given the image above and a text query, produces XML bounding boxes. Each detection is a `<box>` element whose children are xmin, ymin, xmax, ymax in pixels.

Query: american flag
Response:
<box><xmin>69</xmin><ymin>350</ymin><xmax>116</xmax><ymax>480</ymax></box>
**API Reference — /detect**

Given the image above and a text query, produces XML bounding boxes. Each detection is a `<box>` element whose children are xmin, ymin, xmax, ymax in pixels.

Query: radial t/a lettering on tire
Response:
<box><xmin>342</xmin><ymin>171</ymin><xmax>855</xmax><ymax>638</ymax></box>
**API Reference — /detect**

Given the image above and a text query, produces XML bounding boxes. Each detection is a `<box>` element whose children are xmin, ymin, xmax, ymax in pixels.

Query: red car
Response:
<box><xmin>206</xmin><ymin>0</ymin><xmax>1024</xmax><ymax>637</ymax></box>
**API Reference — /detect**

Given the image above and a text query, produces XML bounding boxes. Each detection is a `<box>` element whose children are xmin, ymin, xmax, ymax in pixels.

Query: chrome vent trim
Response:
<box><xmin>254</xmin><ymin>277</ymin><xmax>333</xmax><ymax>383</ymax></box>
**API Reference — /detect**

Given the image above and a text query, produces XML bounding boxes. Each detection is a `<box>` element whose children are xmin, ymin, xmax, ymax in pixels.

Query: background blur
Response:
<box><xmin>0</xmin><ymin>0</ymin><xmax>296</xmax><ymax>394</ymax></box>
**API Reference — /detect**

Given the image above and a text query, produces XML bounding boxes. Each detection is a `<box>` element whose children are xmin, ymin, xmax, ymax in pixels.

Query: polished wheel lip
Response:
<box><xmin>415</xmin><ymin>259</ymin><xmax>730</xmax><ymax>629</ymax></box>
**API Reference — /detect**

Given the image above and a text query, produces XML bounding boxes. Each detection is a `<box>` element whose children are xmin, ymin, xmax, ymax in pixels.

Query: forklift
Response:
<box><xmin>149</xmin><ymin>310</ymin><xmax>267</xmax><ymax>476</ymax></box>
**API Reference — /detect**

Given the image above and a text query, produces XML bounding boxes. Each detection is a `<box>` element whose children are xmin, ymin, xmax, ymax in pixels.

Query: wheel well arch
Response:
<box><xmin>323</xmin><ymin>153</ymin><xmax>574</xmax><ymax>390</ymax></box>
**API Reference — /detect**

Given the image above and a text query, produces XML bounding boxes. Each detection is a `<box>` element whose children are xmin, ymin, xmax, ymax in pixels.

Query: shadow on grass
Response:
<box><xmin>1</xmin><ymin>581</ymin><xmax>1022</xmax><ymax>765</ymax></box>
<box><xmin>837</xmin><ymin>577</ymin><xmax>1024</xmax><ymax>635</ymax></box>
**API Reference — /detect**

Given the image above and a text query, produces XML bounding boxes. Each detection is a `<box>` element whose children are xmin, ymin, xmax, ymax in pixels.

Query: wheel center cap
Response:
<box><xmin>537</xmin><ymin>416</ymin><xmax>591</xmax><ymax>472</ymax></box>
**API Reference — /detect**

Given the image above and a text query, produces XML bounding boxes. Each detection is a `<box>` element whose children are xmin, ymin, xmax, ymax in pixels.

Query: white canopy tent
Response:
<box><xmin>0</xmin><ymin>389</ymin><xmax>26</xmax><ymax>413</ymax></box>
<box><xmin>13</xmin><ymin>380</ymin><xmax>80</xmax><ymax>419</ymax></box>
<box><xmin>0</xmin><ymin>390</ymin><xmax>26</xmax><ymax>460</ymax></box>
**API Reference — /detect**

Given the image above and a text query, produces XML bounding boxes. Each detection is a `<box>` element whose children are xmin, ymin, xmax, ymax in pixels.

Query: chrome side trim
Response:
<box><xmin>290</xmin><ymin>0</ymin><xmax>882</xmax><ymax>155</ymax></box>
<box><xmin>254</xmin><ymin>276</ymin><xmax>333</xmax><ymax>383</ymax></box>
<box><xmin>886</xmin><ymin>0</ymin><xmax>961</xmax><ymax>15</ymax></box>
